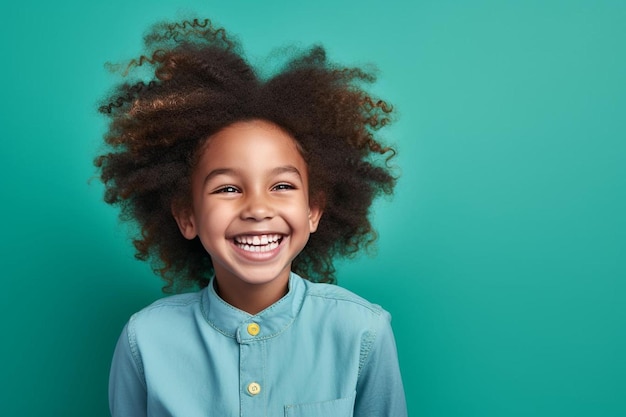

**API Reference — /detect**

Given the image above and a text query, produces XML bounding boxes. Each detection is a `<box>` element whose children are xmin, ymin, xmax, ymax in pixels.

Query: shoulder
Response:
<box><xmin>134</xmin><ymin>291</ymin><xmax>201</xmax><ymax>315</ymax></box>
<box><xmin>301</xmin><ymin>280</ymin><xmax>391</xmax><ymax>323</ymax></box>
<box><xmin>127</xmin><ymin>291</ymin><xmax>203</xmax><ymax>333</ymax></box>
<box><xmin>297</xmin><ymin>280</ymin><xmax>396</xmax><ymax>377</ymax></box>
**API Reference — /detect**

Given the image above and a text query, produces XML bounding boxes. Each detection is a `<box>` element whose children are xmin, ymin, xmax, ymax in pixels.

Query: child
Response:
<box><xmin>97</xmin><ymin>18</ymin><xmax>407</xmax><ymax>417</ymax></box>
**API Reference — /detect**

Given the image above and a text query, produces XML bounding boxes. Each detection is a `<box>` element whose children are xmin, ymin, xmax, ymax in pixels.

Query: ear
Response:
<box><xmin>308</xmin><ymin>204</ymin><xmax>324</xmax><ymax>233</ymax></box>
<box><xmin>172</xmin><ymin>204</ymin><xmax>198</xmax><ymax>240</ymax></box>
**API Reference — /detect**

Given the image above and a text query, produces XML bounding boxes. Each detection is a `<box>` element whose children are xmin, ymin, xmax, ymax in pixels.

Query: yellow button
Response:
<box><xmin>247</xmin><ymin>382</ymin><xmax>261</xmax><ymax>396</ymax></box>
<box><xmin>247</xmin><ymin>323</ymin><xmax>260</xmax><ymax>336</ymax></box>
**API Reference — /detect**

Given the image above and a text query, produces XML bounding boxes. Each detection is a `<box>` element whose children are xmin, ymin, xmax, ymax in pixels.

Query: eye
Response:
<box><xmin>272</xmin><ymin>183</ymin><xmax>295</xmax><ymax>191</ymax></box>
<box><xmin>212</xmin><ymin>185</ymin><xmax>240</xmax><ymax>194</ymax></box>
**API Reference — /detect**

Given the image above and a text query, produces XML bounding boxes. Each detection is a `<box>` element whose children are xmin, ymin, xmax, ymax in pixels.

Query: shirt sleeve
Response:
<box><xmin>109</xmin><ymin>322</ymin><xmax>148</xmax><ymax>417</ymax></box>
<box><xmin>354</xmin><ymin>311</ymin><xmax>408</xmax><ymax>417</ymax></box>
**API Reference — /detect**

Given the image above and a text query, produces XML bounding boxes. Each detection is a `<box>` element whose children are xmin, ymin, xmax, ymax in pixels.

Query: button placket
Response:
<box><xmin>239</xmin><ymin>324</ymin><xmax>266</xmax><ymax>416</ymax></box>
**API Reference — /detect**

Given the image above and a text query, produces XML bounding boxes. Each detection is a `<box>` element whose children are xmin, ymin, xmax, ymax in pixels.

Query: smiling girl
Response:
<box><xmin>98</xmin><ymin>18</ymin><xmax>406</xmax><ymax>417</ymax></box>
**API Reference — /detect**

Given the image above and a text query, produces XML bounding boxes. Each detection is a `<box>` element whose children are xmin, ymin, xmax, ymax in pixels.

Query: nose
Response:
<box><xmin>240</xmin><ymin>191</ymin><xmax>275</xmax><ymax>221</ymax></box>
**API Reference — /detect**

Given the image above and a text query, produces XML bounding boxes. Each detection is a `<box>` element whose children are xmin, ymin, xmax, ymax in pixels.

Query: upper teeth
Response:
<box><xmin>234</xmin><ymin>234</ymin><xmax>282</xmax><ymax>245</ymax></box>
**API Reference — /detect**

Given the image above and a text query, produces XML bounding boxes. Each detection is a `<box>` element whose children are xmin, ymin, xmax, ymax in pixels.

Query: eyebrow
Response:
<box><xmin>271</xmin><ymin>165</ymin><xmax>303</xmax><ymax>179</ymax></box>
<box><xmin>203</xmin><ymin>168</ymin><xmax>236</xmax><ymax>186</ymax></box>
<box><xmin>203</xmin><ymin>165</ymin><xmax>303</xmax><ymax>186</ymax></box>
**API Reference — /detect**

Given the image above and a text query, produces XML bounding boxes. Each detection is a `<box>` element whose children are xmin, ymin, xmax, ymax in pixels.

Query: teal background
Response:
<box><xmin>2</xmin><ymin>0</ymin><xmax>625</xmax><ymax>415</ymax></box>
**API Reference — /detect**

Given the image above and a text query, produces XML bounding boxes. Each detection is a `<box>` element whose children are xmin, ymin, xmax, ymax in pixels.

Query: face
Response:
<box><xmin>174</xmin><ymin>119</ymin><xmax>322</xmax><ymax>292</ymax></box>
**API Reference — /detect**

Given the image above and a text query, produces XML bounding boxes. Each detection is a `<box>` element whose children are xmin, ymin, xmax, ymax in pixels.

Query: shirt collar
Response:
<box><xmin>200</xmin><ymin>272</ymin><xmax>306</xmax><ymax>342</ymax></box>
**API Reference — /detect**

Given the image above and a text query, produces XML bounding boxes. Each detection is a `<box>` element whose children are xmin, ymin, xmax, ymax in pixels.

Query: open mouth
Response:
<box><xmin>233</xmin><ymin>234</ymin><xmax>284</xmax><ymax>253</ymax></box>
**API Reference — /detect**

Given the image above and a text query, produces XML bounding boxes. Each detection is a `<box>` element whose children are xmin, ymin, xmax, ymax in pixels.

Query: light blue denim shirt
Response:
<box><xmin>109</xmin><ymin>273</ymin><xmax>407</xmax><ymax>416</ymax></box>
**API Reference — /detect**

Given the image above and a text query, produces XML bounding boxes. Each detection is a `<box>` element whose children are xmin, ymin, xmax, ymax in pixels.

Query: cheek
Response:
<box><xmin>288</xmin><ymin>203</ymin><xmax>314</xmax><ymax>228</ymax></box>
<box><xmin>196</xmin><ymin>204</ymin><xmax>231</xmax><ymax>234</ymax></box>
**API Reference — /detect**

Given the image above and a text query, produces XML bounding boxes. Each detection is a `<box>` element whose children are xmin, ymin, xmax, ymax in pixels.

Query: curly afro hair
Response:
<box><xmin>96</xmin><ymin>18</ymin><xmax>397</xmax><ymax>292</ymax></box>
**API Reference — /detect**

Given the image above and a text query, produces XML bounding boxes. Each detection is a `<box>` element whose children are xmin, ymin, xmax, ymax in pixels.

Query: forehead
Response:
<box><xmin>195</xmin><ymin>119</ymin><xmax>307</xmax><ymax>174</ymax></box>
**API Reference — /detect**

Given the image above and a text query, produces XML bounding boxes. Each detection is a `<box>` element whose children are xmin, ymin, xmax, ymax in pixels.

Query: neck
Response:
<box><xmin>213</xmin><ymin>275</ymin><xmax>290</xmax><ymax>315</ymax></box>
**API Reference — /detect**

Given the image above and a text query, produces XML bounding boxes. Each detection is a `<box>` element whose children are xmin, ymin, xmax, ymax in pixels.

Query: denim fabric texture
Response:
<box><xmin>109</xmin><ymin>273</ymin><xmax>407</xmax><ymax>416</ymax></box>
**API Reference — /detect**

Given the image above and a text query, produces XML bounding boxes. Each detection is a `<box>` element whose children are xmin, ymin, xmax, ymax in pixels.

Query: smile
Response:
<box><xmin>233</xmin><ymin>234</ymin><xmax>284</xmax><ymax>253</ymax></box>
